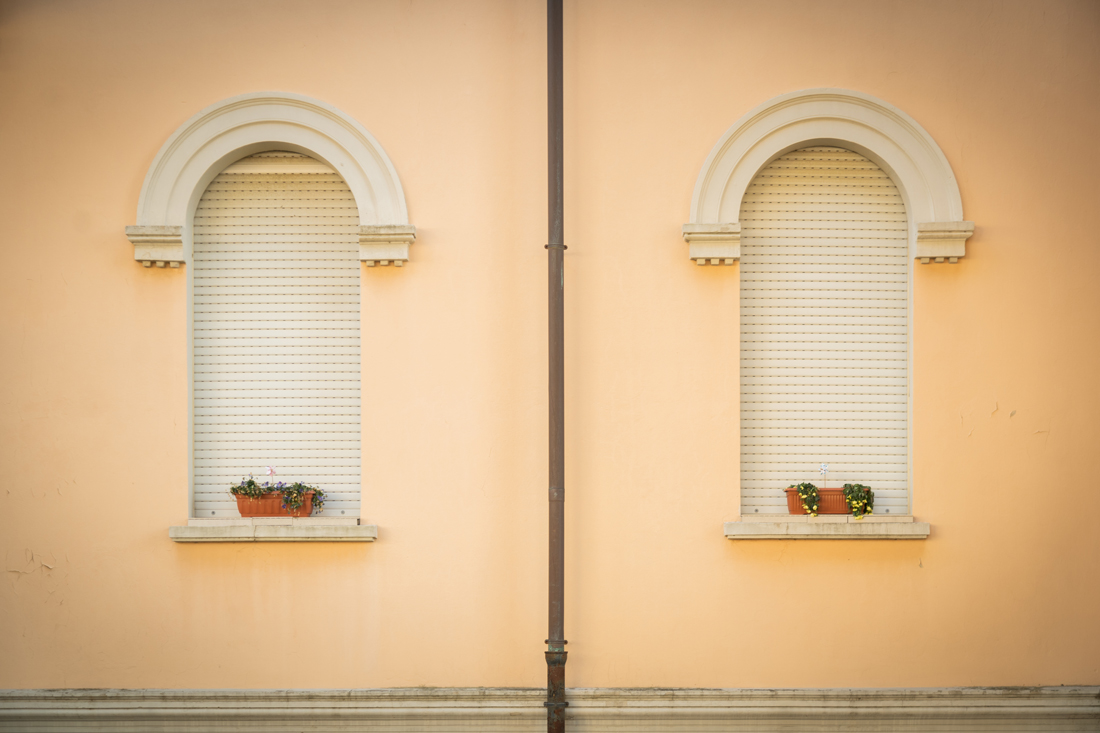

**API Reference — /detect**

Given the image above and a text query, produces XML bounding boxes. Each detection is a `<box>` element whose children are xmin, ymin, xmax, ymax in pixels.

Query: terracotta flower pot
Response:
<box><xmin>235</xmin><ymin>492</ymin><xmax>315</xmax><ymax>518</ymax></box>
<box><xmin>235</xmin><ymin>493</ymin><xmax>282</xmax><ymax>517</ymax></box>
<box><xmin>785</xmin><ymin>487</ymin><xmax>850</xmax><ymax>515</ymax></box>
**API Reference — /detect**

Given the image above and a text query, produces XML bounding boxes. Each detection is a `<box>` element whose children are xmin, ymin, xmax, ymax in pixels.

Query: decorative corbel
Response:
<box><xmin>126</xmin><ymin>225</ymin><xmax>184</xmax><ymax>268</ymax></box>
<box><xmin>682</xmin><ymin>223</ymin><xmax>739</xmax><ymax>266</ymax></box>
<box><xmin>360</xmin><ymin>225</ymin><xmax>416</xmax><ymax>267</ymax></box>
<box><xmin>916</xmin><ymin>222</ymin><xmax>975</xmax><ymax>264</ymax></box>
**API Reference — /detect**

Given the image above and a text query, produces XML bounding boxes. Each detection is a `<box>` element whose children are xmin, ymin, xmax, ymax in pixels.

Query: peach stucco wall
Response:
<box><xmin>1</xmin><ymin>0</ymin><xmax>1098</xmax><ymax>689</ymax></box>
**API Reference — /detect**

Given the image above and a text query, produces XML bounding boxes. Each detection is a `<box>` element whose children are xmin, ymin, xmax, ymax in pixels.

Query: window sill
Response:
<box><xmin>725</xmin><ymin>515</ymin><xmax>929</xmax><ymax>540</ymax></box>
<box><xmin>169</xmin><ymin>518</ymin><xmax>378</xmax><ymax>543</ymax></box>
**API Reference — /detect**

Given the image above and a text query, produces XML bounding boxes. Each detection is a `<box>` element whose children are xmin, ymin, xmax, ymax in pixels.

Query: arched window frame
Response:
<box><xmin>682</xmin><ymin>88</ymin><xmax>973</xmax><ymax>266</ymax></box>
<box><xmin>683</xmin><ymin>90</ymin><xmax>970</xmax><ymax>539</ymax></box>
<box><xmin>128</xmin><ymin>93</ymin><xmax>411</xmax><ymax>541</ymax></box>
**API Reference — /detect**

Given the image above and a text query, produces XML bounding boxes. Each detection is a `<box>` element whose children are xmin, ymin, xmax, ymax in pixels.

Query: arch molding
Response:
<box><xmin>126</xmin><ymin>92</ymin><xmax>414</xmax><ymax>266</ymax></box>
<box><xmin>682</xmin><ymin>89</ymin><xmax>973</xmax><ymax>265</ymax></box>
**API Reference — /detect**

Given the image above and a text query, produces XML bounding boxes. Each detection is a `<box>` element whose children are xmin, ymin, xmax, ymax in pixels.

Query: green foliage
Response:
<box><xmin>281</xmin><ymin>482</ymin><xmax>326</xmax><ymax>514</ymax></box>
<box><xmin>789</xmin><ymin>482</ymin><xmax>820</xmax><ymax>517</ymax></box>
<box><xmin>229</xmin><ymin>474</ymin><xmax>268</xmax><ymax>499</ymax></box>
<box><xmin>843</xmin><ymin>483</ymin><xmax>874</xmax><ymax>519</ymax></box>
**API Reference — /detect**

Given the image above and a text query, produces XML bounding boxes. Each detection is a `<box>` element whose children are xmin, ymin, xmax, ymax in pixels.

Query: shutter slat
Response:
<box><xmin>193</xmin><ymin>234</ymin><xmax>365</xmax><ymax>244</ymax></box>
<box><xmin>196</xmin><ymin>443</ymin><xmax>361</xmax><ymax>451</ymax></box>
<box><xmin>192</xmin><ymin>257</ymin><xmax>360</xmax><ymax>268</ymax></box>
<box><xmin>195</xmin><ymin>347</ymin><xmax>360</xmax><ymax>357</ymax></box>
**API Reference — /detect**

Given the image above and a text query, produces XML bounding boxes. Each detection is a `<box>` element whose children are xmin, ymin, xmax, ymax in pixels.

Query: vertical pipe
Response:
<box><xmin>545</xmin><ymin>1</ymin><xmax>567</xmax><ymax>732</ymax></box>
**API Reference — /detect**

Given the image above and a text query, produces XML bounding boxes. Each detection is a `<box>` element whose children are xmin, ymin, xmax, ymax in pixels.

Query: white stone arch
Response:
<box><xmin>126</xmin><ymin>91</ymin><xmax>414</xmax><ymax>266</ymax></box>
<box><xmin>682</xmin><ymin>89</ymin><xmax>973</xmax><ymax>265</ymax></box>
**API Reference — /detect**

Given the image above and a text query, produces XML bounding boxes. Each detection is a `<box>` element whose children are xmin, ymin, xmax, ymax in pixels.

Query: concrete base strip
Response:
<box><xmin>1</xmin><ymin>687</ymin><xmax>1097</xmax><ymax>732</ymax></box>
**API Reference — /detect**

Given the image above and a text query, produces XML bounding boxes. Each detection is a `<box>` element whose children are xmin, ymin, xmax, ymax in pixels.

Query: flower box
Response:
<box><xmin>230</xmin><ymin>473</ymin><xmax>326</xmax><ymax>517</ymax></box>
<box><xmin>235</xmin><ymin>491</ymin><xmax>316</xmax><ymax>518</ymax></box>
<box><xmin>785</xmin><ymin>486</ymin><xmax>849</xmax><ymax>515</ymax></box>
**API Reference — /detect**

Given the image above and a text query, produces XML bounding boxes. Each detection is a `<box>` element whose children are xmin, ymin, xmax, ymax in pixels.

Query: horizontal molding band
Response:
<box><xmin>169</xmin><ymin>523</ymin><xmax>377</xmax><ymax>542</ymax></box>
<box><xmin>726</xmin><ymin>520</ymin><xmax>929</xmax><ymax>539</ymax></box>
<box><xmin>1</xmin><ymin>688</ymin><xmax>1096</xmax><ymax>732</ymax></box>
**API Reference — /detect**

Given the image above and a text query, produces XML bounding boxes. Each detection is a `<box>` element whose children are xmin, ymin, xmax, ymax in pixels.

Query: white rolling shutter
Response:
<box><xmin>192</xmin><ymin>152</ymin><xmax>361</xmax><ymax>518</ymax></box>
<box><xmin>739</xmin><ymin>146</ymin><xmax>909</xmax><ymax>514</ymax></box>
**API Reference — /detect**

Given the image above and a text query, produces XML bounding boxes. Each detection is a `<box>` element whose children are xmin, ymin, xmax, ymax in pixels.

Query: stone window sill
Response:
<box><xmin>169</xmin><ymin>518</ymin><xmax>378</xmax><ymax>543</ymax></box>
<box><xmin>725</xmin><ymin>515</ymin><xmax>929</xmax><ymax>540</ymax></box>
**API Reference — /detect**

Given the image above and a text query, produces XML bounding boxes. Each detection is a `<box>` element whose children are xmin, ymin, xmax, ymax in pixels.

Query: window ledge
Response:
<box><xmin>725</xmin><ymin>515</ymin><xmax>929</xmax><ymax>540</ymax></box>
<box><xmin>170</xmin><ymin>518</ymin><xmax>378</xmax><ymax>543</ymax></box>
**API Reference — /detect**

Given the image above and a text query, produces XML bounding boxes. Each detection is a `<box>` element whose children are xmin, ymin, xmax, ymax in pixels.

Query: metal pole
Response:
<box><xmin>545</xmin><ymin>0</ymin><xmax>567</xmax><ymax>731</ymax></box>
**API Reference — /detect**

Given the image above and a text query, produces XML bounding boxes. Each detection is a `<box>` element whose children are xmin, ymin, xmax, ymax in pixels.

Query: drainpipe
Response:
<box><xmin>545</xmin><ymin>0</ymin><xmax>567</xmax><ymax>731</ymax></box>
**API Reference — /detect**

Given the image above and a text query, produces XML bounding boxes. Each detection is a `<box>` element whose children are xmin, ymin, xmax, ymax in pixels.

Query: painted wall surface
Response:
<box><xmin>1</xmin><ymin>0</ymin><xmax>1097</xmax><ymax>690</ymax></box>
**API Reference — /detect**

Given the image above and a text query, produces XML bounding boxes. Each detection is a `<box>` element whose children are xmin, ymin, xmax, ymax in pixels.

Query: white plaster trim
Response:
<box><xmin>1</xmin><ymin>688</ymin><xmax>1095</xmax><ymax>732</ymax></box>
<box><xmin>725</xmin><ymin>515</ymin><xmax>930</xmax><ymax>539</ymax></box>
<box><xmin>129</xmin><ymin>92</ymin><xmax>414</xmax><ymax>266</ymax></box>
<box><xmin>682</xmin><ymin>223</ymin><xmax>739</xmax><ymax>265</ymax></box>
<box><xmin>916</xmin><ymin>221</ymin><xmax>976</xmax><ymax>263</ymax></box>
<box><xmin>684</xmin><ymin>88</ymin><xmax>973</xmax><ymax>262</ymax></box>
<box><xmin>360</xmin><ymin>224</ymin><xmax>416</xmax><ymax>266</ymax></box>
<box><xmin>125</xmin><ymin>225</ymin><xmax>183</xmax><ymax>267</ymax></box>
<box><xmin>169</xmin><ymin>519</ymin><xmax>378</xmax><ymax>542</ymax></box>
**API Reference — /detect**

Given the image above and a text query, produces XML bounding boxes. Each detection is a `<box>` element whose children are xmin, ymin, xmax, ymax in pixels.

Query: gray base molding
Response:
<box><xmin>1</xmin><ymin>687</ymin><xmax>1097</xmax><ymax>732</ymax></box>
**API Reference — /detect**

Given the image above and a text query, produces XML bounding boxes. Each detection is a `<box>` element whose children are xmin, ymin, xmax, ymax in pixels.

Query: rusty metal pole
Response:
<box><xmin>545</xmin><ymin>0</ymin><xmax>567</xmax><ymax>731</ymax></box>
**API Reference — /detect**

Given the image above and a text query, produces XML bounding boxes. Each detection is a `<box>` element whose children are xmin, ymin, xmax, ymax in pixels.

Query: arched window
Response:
<box><xmin>192</xmin><ymin>152</ymin><xmax>362</xmax><ymax>517</ymax></box>
<box><xmin>128</xmin><ymin>93</ymin><xmax>414</xmax><ymax>535</ymax></box>
<box><xmin>739</xmin><ymin>146</ymin><xmax>909</xmax><ymax>514</ymax></box>
<box><xmin>683</xmin><ymin>89</ymin><xmax>973</xmax><ymax>537</ymax></box>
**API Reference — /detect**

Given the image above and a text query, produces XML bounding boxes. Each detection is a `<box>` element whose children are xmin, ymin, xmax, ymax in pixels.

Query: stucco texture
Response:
<box><xmin>0</xmin><ymin>0</ymin><xmax>1097</xmax><ymax>689</ymax></box>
